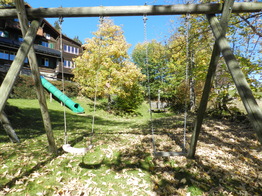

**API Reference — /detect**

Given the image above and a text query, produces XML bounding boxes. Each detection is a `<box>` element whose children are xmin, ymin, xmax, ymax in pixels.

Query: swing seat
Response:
<box><xmin>154</xmin><ymin>151</ymin><xmax>187</xmax><ymax>157</ymax></box>
<box><xmin>62</xmin><ymin>144</ymin><xmax>94</xmax><ymax>154</ymax></box>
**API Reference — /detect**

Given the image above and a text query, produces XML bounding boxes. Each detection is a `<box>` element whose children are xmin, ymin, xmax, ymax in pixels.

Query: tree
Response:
<box><xmin>165</xmin><ymin>0</ymin><xmax>262</xmax><ymax>112</ymax></box>
<box><xmin>132</xmin><ymin>40</ymin><xmax>168</xmax><ymax>100</ymax></box>
<box><xmin>73</xmin><ymin>18</ymin><xmax>145</xmax><ymax>112</ymax></box>
<box><xmin>0</xmin><ymin>0</ymin><xmax>14</xmax><ymax>7</ymax></box>
<box><xmin>73</xmin><ymin>36</ymin><xmax>82</xmax><ymax>45</ymax></box>
<box><xmin>54</xmin><ymin>20</ymin><xmax>60</xmax><ymax>32</ymax></box>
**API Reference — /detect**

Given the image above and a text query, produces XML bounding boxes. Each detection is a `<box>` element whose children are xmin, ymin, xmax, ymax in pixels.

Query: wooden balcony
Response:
<box><xmin>55</xmin><ymin>63</ymin><xmax>74</xmax><ymax>76</ymax></box>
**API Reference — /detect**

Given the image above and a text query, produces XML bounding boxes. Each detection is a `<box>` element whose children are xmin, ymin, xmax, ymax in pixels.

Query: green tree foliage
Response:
<box><xmin>54</xmin><ymin>20</ymin><xmax>60</xmax><ymax>32</ymax></box>
<box><xmin>73</xmin><ymin>36</ymin><xmax>82</xmax><ymax>45</ymax></box>
<box><xmin>73</xmin><ymin>18</ymin><xmax>145</xmax><ymax>113</ymax></box>
<box><xmin>166</xmin><ymin>0</ymin><xmax>262</xmax><ymax>111</ymax></box>
<box><xmin>132</xmin><ymin>40</ymin><xmax>168</xmax><ymax>99</ymax></box>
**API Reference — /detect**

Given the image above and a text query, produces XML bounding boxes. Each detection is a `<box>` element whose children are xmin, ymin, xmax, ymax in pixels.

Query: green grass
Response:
<box><xmin>1</xmin><ymin>97</ymin><xmax>261</xmax><ymax>195</ymax></box>
<box><xmin>1</xmin><ymin>98</ymin><xmax>179</xmax><ymax>195</ymax></box>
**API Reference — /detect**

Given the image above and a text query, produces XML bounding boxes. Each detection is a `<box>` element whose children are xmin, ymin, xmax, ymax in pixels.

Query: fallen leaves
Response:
<box><xmin>1</xmin><ymin>112</ymin><xmax>262</xmax><ymax>195</ymax></box>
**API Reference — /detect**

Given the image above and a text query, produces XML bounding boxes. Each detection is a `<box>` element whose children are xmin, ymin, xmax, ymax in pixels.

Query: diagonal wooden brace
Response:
<box><xmin>0</xmin><ymin>19</ymin><xmax>42</xmax><ymax>114</ymax></box>
<box><xmin>15</xmin><ymin>0</ymin><xmax>57</xmax><ymax>154</ymax></box>
<box><xmin>207</xmin><ymin>14</ymin><xmax>262</xmax><ymax>145</ymax></box>
<box><xmin>188</xmin><ymin>0</ymin><xmax>235</xmax><ymax>159</ymax></box>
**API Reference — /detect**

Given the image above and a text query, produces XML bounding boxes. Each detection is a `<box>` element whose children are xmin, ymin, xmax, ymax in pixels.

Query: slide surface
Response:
<box><xmin>41</xmin><ymin>76</ymin><xmax>84</xmax><ymax>114</ymax></box>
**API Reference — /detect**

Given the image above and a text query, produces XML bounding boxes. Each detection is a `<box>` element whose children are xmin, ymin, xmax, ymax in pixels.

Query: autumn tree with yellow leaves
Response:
<box><xmin>73</xmin><ymin>18</ymin><xmax>145</xmax><ymax>113</ymax></box>
<box><xmin>0</xmin><ymin>0</ymin><xmax>14</xmax><ymax>7</ymax></box>
<box><xmin>166</xmin><ymin>0</ymin><xmax>262</xmax><ymax>112</ymax></box>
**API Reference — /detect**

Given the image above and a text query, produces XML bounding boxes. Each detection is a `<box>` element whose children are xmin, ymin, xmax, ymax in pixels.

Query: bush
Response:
<box><xmin>12</xmin><ymin>75</ymin><xmax>37</xmax><ymax>99</ymax></box>
<box><xmin>10</xmin><ymin>75</ymin><xmax>80</xmax><ymax>99</ymax></box>
<box><xmin>113</xmin><ymin>84</ymin><xmax>144</xmax><ymax>115</ymax></box>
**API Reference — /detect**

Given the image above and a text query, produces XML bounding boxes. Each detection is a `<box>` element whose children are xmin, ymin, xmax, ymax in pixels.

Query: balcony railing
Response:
<box><xmin>0</xmin><ymin>37</ymin><xmax>61</xmax><ymax>57</ymax></box>
<box><xmin>56</xmin><ymin>62</ymin><xmax>74</xmax><ymax>75</ymax></box>
<box><xmin>34</xmin><ymin>45</ymin><xmax>61</xmax><ymax>56</ymax></box>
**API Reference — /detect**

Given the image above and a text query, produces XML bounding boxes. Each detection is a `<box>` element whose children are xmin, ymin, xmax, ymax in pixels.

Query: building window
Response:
<box><xmin>74</xmin><ymin>47</ymin><xmax>78</xmax><ymax>55</ymax></box>
<box><xmin>63</xmin><ymin>60</ymin><xmax>75</xmax><ymax>68</ymax></box>
<box><xmin>0</xmin><ymin>50</ymin><xmax>9</xmax><ymax>60</ymax></box>
<box><xmin>42</xmin><ymin>41</ymin><xmax>49</xmax><ymax>48</ymax></box>
<box><xmin>49</xmin><ymin>43</ymin><xmax>53</xmax><ymax>49</ymax></box>
<box><xmin>19</xmin><ymin>36</ymin><xmax>23</xmax><ymax>42</ymax></box>
<box><xmin>64</xmin><ymin>44</ymin><xmax>79</xmax><ymax>55</ymax></box>
<box><xmin>42</xmin><ymin>58</ymin><xmax>49</xmax><ymax>67</ymax></box>
<box><xmin>10</xmin><ymin>52</ymin><xmax>16</xmax><ymax>60</ymax></box>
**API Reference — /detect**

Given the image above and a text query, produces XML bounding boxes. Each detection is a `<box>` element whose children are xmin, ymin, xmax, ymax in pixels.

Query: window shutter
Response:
<box><xmin>4</xmin><ymin>31</ymin><xmax>9</xmax><ymax>38</ymax></box>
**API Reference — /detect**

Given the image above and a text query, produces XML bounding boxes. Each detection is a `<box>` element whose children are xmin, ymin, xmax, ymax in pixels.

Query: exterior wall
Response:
<box><xmin>55</xmin><ymin>37</ymin><xmax>82</xmax><ymax>80</ymax></box>
<box><xmin>0</xmin><ymin>13</ymin><xmax>82</xmax><ymax>81</ymax></box>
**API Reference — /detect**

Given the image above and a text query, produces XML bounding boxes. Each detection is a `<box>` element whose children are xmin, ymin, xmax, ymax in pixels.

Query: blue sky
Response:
<box><xmin>25</xmin><ymin>0</ymin><xmax>177</xmax><ymax>54</ymax></box>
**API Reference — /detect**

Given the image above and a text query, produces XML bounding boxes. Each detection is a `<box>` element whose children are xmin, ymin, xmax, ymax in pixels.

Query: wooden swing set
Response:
<box><xmin>0</xmin><ymin>0</ymin><xmax>261</xmax><ymax>159</ymax></box>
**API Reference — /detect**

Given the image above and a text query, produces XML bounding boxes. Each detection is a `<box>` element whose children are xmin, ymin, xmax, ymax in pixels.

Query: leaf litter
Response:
<box><xmin>0</xmin><ymin>113</ymin><xmax>262</xmax><ymax>195</ymax></box>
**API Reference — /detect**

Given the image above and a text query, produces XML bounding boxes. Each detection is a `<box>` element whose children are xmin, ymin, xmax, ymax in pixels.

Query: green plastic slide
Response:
<box><xmin>41</xmin><ymin>76</ymin><xmax>84</xmax><ymax>114</ymax></box>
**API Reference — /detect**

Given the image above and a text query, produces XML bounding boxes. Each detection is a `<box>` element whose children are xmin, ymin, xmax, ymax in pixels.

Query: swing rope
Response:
<box><xmin>183</xmin><ymin>13</ymin><xmax>190</xmax><ymax>152</ymax></box>
<box><xmin>143</xmin><ymin>15</ymin><xmax>156</xmax><ymax>153</ymax></box>
<box><xmin>144</xmin><ymin>14</ymin><xmax>188</xmax><ymax>156</ymax></box>
<box><xmin>90</xmin><ymin>16</ymin><xmax>104</xmax><ymax>145</ymax></box>
<box><xmin>60</xmin><ymin>16</ymin><xmax>99</xmax><ymax>154</ymax></box>
<box><xmin>59</xmin><ymin>16</ymin><xmax>67</xmax><ymax>145</ymax></box>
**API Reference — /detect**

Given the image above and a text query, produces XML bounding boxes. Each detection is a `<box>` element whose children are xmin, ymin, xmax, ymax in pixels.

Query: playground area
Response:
<box><xmin>0</xmin><ymin>98</ymin><xmax>261</xmax><ymax>195</ymax></box>
<box><xmin>0</xmin><ymin>0</ymin><xmax>261</xmax><ymax>195</ymax></box>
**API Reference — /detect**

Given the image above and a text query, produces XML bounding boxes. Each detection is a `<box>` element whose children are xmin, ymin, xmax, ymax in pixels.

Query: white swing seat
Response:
<box><xmin>154</xmin><ymin>151</ymin><xmax>187</xmax><ymax>157</ymax></box>
<box><xmin>62</xmin><ymin>144</ymin><xmax>94</xmax><ymax>155</ymax></box>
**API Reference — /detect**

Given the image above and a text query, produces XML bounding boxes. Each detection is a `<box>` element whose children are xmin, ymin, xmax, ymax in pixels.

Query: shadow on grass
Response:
<box><xmin>79</xmin><ymin>133</ymin><xmax>262</xmax><ymax>195</ymax></box>
<box><xmin>1</xmin><ymin>104</ymin><xmax>262</xmax><ymax>195</ymax></box>
<box><xmin>0</xmin><ymin>107</ymin><xmax>131</xmax><ymax>142</ymax></box>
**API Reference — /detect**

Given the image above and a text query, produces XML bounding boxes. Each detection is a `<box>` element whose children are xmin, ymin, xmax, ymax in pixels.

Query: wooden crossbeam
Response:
<box><xmin>187</xmin><ymin>0</ymin><xmax>235</xmax><ymax>159</ymax></box>
<box><xmin>0</xmin><ymin>2</ymin><xmax>261</xmax><ymax>19</ymax></box>
<box><xmin>0</xmin><ymin>19</ymin><xmax>42</xmax><ymax>114</ymax></box>
<box><xmin>207</xmin><ymin>14</ymin><xmax>262</xmax><ymax>145</ymax></box>
<box><xmin>15</xmin><ymin>0</ymin><xmax>57</xmax><ymax>154</ymax></box>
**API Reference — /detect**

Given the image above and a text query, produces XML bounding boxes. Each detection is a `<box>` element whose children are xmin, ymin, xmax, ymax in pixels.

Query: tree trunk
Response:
<box><xmin>107</xmin><ymin>94</ymin><xmax>111</xmax><ymax>111</ymax></box>
<box><xmin>0</xmin><ymin>111</ymin><xmax>20</xmax><ymax>143</ymax></box>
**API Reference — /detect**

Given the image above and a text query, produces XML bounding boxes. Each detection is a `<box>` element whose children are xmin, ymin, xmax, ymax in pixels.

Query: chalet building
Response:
<box><xmin>0</xmin><ymin>4</ymin><xmax>82</xmax><ymax>81</ymax></box>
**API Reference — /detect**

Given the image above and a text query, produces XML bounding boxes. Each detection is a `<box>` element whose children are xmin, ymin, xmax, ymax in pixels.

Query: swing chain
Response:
<box><xmin>90</xmin><ymin>16</ymin><xmax>104</xmax><ymax>145</ymax></box>
<box><xmin>58</xmin><ymin>16</ymin><xmax>68</xmax><ymax>145</ymax></box>
<box><xmin>144</xmin><ymin>15</ymin><xmax>156</xmax><ymax>153</ymax></box>
<box><xmin>182</xmin><ymin>12</ymin><xmax>190</xmax><ymax>152</ymax></box>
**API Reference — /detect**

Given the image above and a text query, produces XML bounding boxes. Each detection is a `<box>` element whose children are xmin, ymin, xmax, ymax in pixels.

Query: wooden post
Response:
<box><xmin>207</xmin><ymin>14</ymin><xmax>262</xmax><ymax>145</ymax></box>
<box><xmin>15</xmin><ymin>0</ymin><xmax>57</xmax><ymax>154</ymax></box>
<box><xmin>0</xmin><ymin>19</ymin><xmax>42</xmax><ymax>113</ymax></box>
<box><xmin>188</xmin><ymin>0</ymin><xmax>235</xmax><ymax>159</ymax></box>
<box><xmin>0</xmin><ymin>2</ymin><xmax>261</xmax><ymax>19</ymax></box>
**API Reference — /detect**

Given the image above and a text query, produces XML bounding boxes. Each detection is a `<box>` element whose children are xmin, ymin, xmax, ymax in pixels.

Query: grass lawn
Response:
<box><xmin>0</xmin><ymin>97</ymin><xmax>262</xmax><ymax>195</ymax></box>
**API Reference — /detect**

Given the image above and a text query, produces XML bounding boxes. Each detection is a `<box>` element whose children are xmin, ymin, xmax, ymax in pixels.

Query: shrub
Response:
<box><xmin>10</xmin><ymin>75</ymin><xmax>80</xmax><ymax>99</ymax></box>
<box><xmin>113</xmin><ymin>83</ymin><xmax>144</xmax><ymax>115</ymax></box>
